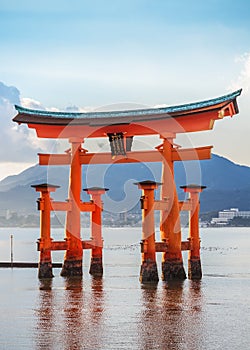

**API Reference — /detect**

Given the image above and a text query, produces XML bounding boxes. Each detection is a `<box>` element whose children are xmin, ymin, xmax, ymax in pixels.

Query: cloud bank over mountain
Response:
<box><xmin>0</xmin><ymin>82</ymin><xmax>20</xmax><ymax>106</ymax></box>
<box><xmin>0</xmin><ymin>82</ymin><xmax>59</xmax><ymax>179</ymax></box>
<box><xmin>0</xmin><ymin>82</ymin><xmax>46</xmax><ymax>165</ymax></box>
<box><xmin>0</xmin><ymin>81</ymin><xmax>107</xmax><ymax>179</ymax></box>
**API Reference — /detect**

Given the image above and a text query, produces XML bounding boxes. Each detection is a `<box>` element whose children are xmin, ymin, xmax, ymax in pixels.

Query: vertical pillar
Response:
<box><xmin>180</xmin><ymin>185</ymin><xmax>206</xmax><ymax>279</ymax></box>
<box><xmin>31</xmin><ymin>183</ymin><xmax>59</xmax><ymax>278</ymax></box>
<box><xmin>160</xmin><ymin>138</ymin><xmax>186</xmax><ymax>280</ymax></box>
<box><xmin>135</xmin><ymin>180</ymin><xmax>160</xmax><ymax>284</ymax></box>
<box><xmin>84</xmin><ymin>187</ymin><xmax>108</xmax><ymax>277</ymax></box>
<box><xmin>61</xmin><ymin>138</ymin><xmax>83</xmax><ymax>277</ymax></box>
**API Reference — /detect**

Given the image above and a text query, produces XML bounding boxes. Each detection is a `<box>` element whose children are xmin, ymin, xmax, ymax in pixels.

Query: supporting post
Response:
<box><xmin>31</xmin><ymin>183</ymin><xmax>60</xmax><ymax>278</ymax></box>
<box><xmin>180</xmin><ymin>185</ymin><xmax>206</xmax><ymax>279</ymax></box>
<box><xmin>84</xmin><ymin>187</ymin><xmax>108</xmax><ymax>277</ymax></box>
<box><xmin>160</xmin><ymin>138</ymin><xmax>186</xmax><ymax>280</ymax></box>
<box><xmin>135</xmin><ymin>180</ymin><xmax>160</xmax><ymax>284</ymax></box>
<box><xmin>61</xmin><ymin>138</ymin><xmax>83</xmax><ymax>277</ymax></box>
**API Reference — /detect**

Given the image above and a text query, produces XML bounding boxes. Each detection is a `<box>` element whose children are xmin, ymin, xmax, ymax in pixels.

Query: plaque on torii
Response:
<box><xmin>13</xmin><ymin>89</ymin><xmax>241</xmax><ymax>281</ymax></box>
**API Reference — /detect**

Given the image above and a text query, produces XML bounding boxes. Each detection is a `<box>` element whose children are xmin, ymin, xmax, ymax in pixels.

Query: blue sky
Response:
<box><xmin>0</xmin><ymin>0</ymin><xmax>250</xmax><ymax>178</ymax></box>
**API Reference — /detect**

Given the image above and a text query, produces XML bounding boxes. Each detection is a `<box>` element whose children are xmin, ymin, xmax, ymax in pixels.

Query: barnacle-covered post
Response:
<box><xmin>180</xmin><ymin>185</ymin><xmax>206</xmax><ymax>279</ymax></box>
<box><xmin>84</xmin><ymin>187</ymin><xmax>108</xmax><ymax>277</ymax></box>
<box><xmin>32</xmin><ymin>183</ymin><xmax>60</xmax><ymax>279</ymax></box>
<box><xmin>136</xmin><ymin>180</ymin><xmax>160</xmax><ymax>284</ymax></box>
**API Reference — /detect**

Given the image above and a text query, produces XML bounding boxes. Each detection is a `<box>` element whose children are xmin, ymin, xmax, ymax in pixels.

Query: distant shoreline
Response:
<box><xmin>0</xmin><ymin>224</ymin><xmax>250</xmax><ymax>229</ymax></box>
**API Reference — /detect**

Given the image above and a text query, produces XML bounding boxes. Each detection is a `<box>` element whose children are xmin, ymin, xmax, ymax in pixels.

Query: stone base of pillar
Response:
<box><xmin>38</xmin><ymin>262</ymin><xmax>54</xmax><ymax>279</ymax></box>
<box><xmin>162</xmin><ymin>260</ymin><xmax>186</xmax><ymax>281</ymax></box>
<box><xmin>188</xmin><ymin>259</ymin><xmax>202</xmax><ymax>280</ymax></box>
<box><xmin>89</xmin><ymin>257</ymin><xmax>103</xmax><ymax>277</ymax></box>
<box><xmin>140</xmin><ymin>260</ymin><xmax>159</xmax><ymax>284</ymax></box>
<box><xmin>61</xmin><ymin>259</ymin><xmax>83</xmax><ymax>277</ymax></box>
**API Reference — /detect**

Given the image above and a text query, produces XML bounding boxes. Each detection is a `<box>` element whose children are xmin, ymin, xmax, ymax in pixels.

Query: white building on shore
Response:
<box><xmin>211</xmin><ymin>208</ymin><xmax>250</xmax><ymax>226</ymax></box>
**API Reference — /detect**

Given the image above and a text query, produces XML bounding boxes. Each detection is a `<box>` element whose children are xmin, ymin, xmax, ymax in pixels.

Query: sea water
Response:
<box><xmin>0</xmin><ymin>227</ymin><xmax>249</xmax><ymax>350</ymax></box>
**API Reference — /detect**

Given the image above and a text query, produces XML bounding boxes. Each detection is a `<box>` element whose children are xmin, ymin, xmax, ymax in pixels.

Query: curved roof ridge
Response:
<box><xmin>14</xmin><ymin>89</ymin><xmax>242</xmax><ymax>120</ymax></box>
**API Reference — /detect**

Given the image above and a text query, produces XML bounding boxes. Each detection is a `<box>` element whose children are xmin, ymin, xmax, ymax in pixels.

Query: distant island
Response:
<box><xmin>1</xmin><ymin>208</ymin><xmax>250</xmax><ymax>228</ymax></box>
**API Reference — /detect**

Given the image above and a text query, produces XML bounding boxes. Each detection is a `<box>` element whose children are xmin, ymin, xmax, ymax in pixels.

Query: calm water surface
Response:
<box><xmin>0</xmin><ymin>227</ymin><xmax>249</xmax><ymax>350</ymax></box>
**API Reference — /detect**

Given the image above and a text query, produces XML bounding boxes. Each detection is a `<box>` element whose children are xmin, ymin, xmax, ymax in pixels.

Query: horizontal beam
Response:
<box><xmin>141</xmin><ymin>240</ymin><xmax>191</xmax><ymax>253</ymax></box>
<box><xmin>51</xmin><ymin>201</ymin><xmax>71</xmax><ymax>211</ymax></box>
<box><xmin>39</xmin><ymin>146</ymin><xmax>212</xmax><ymax>166</ymax></box>
<box><xmin>171</xmin><ymin>146</ymin><xmax>212</xmax><ymax>161</ymax></box>
<box><xmin>156</xmin><ymin>241</ymin><xmax>191</xmax><ymax>251</ymax></box>
<box><xmin>179</xmin><ymin>200</ymin><xmax>192</xmax><ymax>211</ymax></box>
<box><xmin>181</xmin><ymin>241</ymin><xmax>191</xmax><ymax>251</ymax></box>
<box><xmin>80</xmin><ymin>150</ymin><xmax>162</xmax><ymax>164</ymax></box>
<box><xmin>51</xmin><ymin>241</ymin><xmax>68</xmax><ymax>250</ymax></box>
<box><xmin>82</xmin><ymin>239</ymin><xmax>102</xmax><ymax>249</ymax></box>
<box><xmin>38</xmin><ymin>239</ymin><xmax>190</xmax><ymax>252</ymax></box>
<box><xmin>37</xmin><ymin>239</ymin><xmax>101</xmax><ymax>251</ymax></box>
<box><xmin>154</xmin><ymin>200</ymin><xmax>169</xmax><ymax>211</ymax></box>
<box><xmin>37</xmin><ymin>240</ymin><xmax>69</xmax><ymax>251</ymax></box>
<box><xmin>80</xmin><ymin>202</ymin><xmax>96</xmax><ymax>212</ymax></box>
<box><xmin>155</xmin><ymin>242</ymin><xmax>168</xmax><ymax>252</ymax></box>
<box><xmin>38</xmin><ymin>153</ymin><xmax>70</xmax><ymax>165</ymax></box>
<box><xmin>37</xmin><ymin>200</ymin><xmax>95</xmax><ymax>212</ymax></box>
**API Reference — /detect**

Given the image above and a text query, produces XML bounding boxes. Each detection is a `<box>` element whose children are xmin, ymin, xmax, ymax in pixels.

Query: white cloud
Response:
<box><xmin>229</xmin><ymin>53</ymin><xmax>250</xmax><ymax>93</ymax></box>
<box><xmin>0</xmin><ymin>83</ymin><xmax>97</xmax><ymax>179</ymax></box>
<box><xmin>0</xmin><ymin>83</ymin><xmax>55</xmax><ymax>166</ymax></box>
<box><xmin>20</xmin><ymin>97</ymin><xmax>45</xmax><ymax>110</ymax></box>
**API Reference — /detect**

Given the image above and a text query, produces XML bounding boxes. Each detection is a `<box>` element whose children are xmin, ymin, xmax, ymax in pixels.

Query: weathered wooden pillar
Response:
<box><xmin>160</xmin><ymin>138</ymin><xmax>186</xmax><ymax>280</ymax></box>
<box><xmin>84</xmin><ymin>187</ymin><xmax>108</xmax><ymax>277</ymax></box>
<box><xmin>136</xmin><ymin>180</ymin><xmax>160</xmax><ymax>284</ymax></box>
<box><xmin>180</xmin><ymin>185</ymin><xmax>206</xmax><ymax>279</ymax></box>
<box><xmin>32</xmin><ymin>183</ymin><xmax>60</xmax><ymax>279</ymax></box>
<box><xmin>61</xmin><ymin>138</ymin><xmax>83</xmax><ymax>277</ymax></box>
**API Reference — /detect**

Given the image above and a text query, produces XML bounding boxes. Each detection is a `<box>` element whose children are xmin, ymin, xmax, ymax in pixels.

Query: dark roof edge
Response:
<box><xmin>14</xmin><ymin>89</ymin><xmax>242</xmax><ymax>120</ymax></box>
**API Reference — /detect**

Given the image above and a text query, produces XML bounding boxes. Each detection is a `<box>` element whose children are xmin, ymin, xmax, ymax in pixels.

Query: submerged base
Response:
<box><xmin>38</xmin><ymin>262</ymin><xmax>54</xmax><ymax>279</ymax></box>
<box><xmin>162</xmin><ymin>260</ymin><xmax>186</xmax><ymax>281</ymax></box>
<box><xmin>140</xmin><ymin>260</ymin><xmax>159</xmax><ymax>284</ymax></box>
<box><xmin>89</xmin><ymin>257</ymin><xmax>103</xmax><ymax>277</ymax></box>
<box><xmin>188</xmin><ymin>259</ymin><xmax>202</xmax><ymax>280</ymax></box>
<box><xmin>61</xmin><ymin>259</ymin><xmax>83</xmax><ymax>277</ymax></box>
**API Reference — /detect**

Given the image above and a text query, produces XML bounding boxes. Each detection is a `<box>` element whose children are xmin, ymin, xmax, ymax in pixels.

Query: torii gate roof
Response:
<box><xmin>13</xmin><ymin>89</ymin><xmax>242</xmax><ymax>138</ymax></box>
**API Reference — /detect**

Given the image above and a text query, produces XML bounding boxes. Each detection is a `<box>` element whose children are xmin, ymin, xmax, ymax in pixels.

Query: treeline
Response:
<box><xmin>228</xmin><ymin>217</ymin><xmax>250</xmax><ymax>227</ymax></box>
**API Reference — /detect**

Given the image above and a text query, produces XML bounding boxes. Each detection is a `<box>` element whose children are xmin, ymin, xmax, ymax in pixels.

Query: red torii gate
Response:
<box><xmin>13</xmin><ymin>89</ymin><xmax>241</xmax><ymax>282</ymax></box>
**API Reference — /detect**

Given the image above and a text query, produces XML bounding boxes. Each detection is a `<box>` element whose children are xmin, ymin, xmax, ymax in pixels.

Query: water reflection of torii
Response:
<box><xmin>35</xmin><ymin>277</ymin><xmax>105</xmax><ymax>350</ymax></box>
<box><xmin>138</xmin><ymin>281</ymin><xmax>204</xmax><ymax>350</ymax></box>
<box><xmin>13</xmin><ymin>89</ymin><xmax>241</xmax><ymax>282</ymax></box>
